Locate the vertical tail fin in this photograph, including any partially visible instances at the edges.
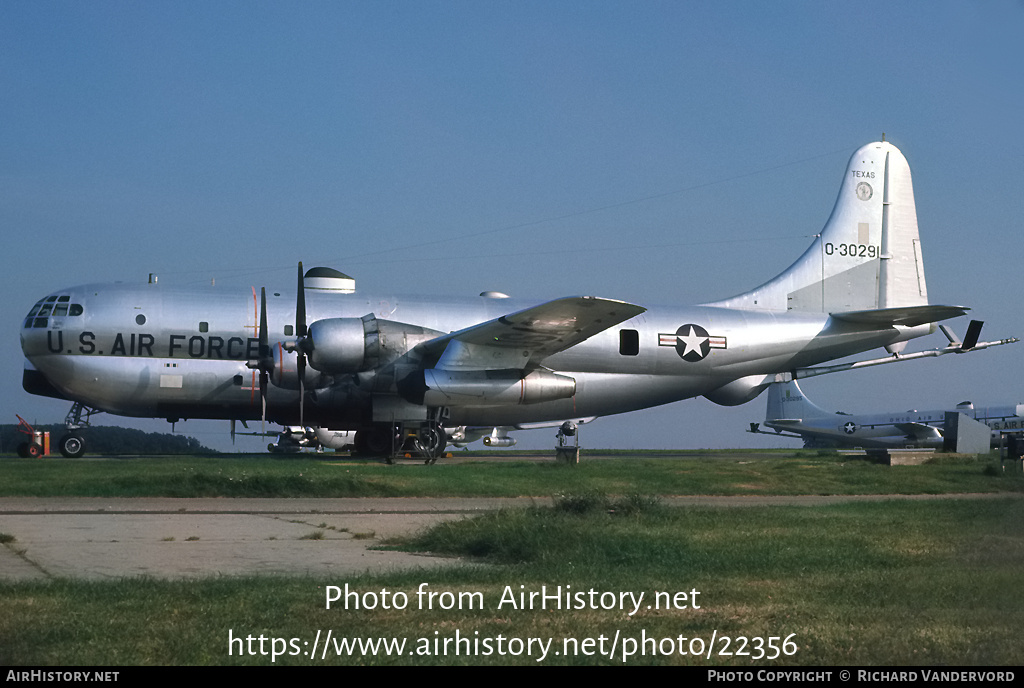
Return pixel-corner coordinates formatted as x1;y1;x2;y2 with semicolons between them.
765;378;832;422
707;141;929;313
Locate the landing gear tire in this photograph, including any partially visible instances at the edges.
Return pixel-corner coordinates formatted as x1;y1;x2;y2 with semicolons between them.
415;424;447;464
356;425;403;463
59;434;86;458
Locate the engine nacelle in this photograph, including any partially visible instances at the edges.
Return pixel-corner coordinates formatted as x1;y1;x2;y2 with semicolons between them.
306;318;368;373
271;343;328;390
418;369;576;407
315;428;357;450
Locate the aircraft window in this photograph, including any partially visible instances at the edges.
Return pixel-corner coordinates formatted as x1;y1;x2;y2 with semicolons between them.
136;314;146;326
26;305;41;318
53;304;69;317
38;304;53;317
32;317;48;328
619;329;640;356
58;295;70;302
199;322;209;333
69;304;83;316
45;295;58;303
285;325;293;336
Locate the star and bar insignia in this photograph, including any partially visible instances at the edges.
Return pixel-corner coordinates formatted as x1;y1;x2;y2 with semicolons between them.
659;324;727;362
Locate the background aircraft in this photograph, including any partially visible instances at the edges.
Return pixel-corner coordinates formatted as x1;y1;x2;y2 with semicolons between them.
753;377;1024;450
21;141;980;458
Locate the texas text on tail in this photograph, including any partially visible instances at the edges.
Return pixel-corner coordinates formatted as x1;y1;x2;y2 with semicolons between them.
20;140;970;459
757;378;1024;450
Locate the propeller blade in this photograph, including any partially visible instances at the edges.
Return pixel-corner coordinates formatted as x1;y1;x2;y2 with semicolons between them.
298;353;305;428
260;369;268;434
259;287;269;353
296;262;307;427
259;287;270;433
296;261;307;338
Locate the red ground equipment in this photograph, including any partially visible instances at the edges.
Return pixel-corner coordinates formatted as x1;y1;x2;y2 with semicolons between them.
15;415;49;457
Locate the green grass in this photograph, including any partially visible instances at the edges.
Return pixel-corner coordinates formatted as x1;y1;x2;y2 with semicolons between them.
1;497;1020;665
0;451;1021;497
2;451;1022;665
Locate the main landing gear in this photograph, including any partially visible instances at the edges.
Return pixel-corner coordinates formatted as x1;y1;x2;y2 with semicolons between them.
414;423;447;464
353;422;448;464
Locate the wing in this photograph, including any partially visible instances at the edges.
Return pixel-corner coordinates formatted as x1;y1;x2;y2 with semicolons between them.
423;296;646;371
892;422;943;441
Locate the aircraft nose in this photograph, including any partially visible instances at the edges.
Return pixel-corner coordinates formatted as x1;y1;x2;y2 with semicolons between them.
21;291;88;360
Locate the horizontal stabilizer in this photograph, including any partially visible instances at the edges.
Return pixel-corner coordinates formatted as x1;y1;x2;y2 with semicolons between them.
830;304;967;328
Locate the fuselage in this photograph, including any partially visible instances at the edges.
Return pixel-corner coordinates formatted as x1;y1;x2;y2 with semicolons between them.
20;142;962;441
21;279;929;430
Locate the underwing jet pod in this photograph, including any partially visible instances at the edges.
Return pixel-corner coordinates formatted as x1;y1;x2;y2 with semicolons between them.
20;140;975;459
754;378;1024;450
263;426;357;454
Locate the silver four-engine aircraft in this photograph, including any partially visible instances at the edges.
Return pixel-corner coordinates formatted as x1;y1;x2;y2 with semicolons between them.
754;378;1024;450
19;140;984;459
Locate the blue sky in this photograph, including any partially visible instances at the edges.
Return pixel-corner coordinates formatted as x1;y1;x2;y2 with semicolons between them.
3;1;1022;452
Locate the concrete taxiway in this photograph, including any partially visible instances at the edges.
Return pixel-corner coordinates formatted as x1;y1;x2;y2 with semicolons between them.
1;494;1016;581
0;497;540;581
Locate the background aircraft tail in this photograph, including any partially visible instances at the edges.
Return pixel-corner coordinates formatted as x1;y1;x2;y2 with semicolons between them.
707;140;929;313
765;378;833;422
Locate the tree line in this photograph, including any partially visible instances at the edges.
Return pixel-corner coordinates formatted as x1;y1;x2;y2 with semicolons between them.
0;424;216;455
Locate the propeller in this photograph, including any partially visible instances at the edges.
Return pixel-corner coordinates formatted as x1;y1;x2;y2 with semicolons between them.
245;287;273;432
295;261;308;427
248;262;312;428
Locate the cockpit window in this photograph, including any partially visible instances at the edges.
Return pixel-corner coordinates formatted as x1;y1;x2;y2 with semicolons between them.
23;295;84;329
